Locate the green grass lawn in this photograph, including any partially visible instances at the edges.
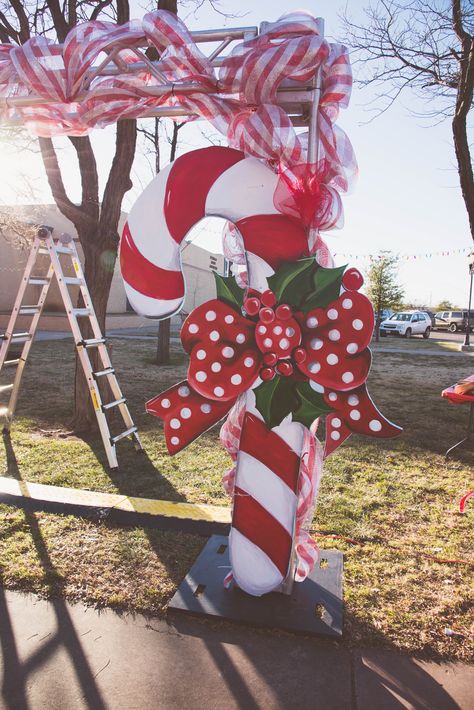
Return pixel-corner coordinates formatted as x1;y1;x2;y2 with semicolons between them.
0;337;473;660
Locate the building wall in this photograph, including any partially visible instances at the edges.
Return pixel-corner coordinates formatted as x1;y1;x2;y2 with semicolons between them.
0;204;225;316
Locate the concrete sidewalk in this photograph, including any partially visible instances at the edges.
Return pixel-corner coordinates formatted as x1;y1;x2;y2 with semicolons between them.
0;589;472;709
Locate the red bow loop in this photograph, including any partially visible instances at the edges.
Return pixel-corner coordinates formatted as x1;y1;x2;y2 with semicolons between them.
146;380;235;454
296;291;374;391
182;299;261;402
323;384;402;458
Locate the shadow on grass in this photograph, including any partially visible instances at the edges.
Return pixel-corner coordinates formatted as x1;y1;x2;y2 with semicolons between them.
76;426;189;503
1;428;203;590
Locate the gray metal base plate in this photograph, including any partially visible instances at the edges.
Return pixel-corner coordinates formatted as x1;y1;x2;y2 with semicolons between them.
168;534;343;637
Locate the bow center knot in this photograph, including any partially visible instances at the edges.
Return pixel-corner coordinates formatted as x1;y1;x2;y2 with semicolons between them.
242;290;302;382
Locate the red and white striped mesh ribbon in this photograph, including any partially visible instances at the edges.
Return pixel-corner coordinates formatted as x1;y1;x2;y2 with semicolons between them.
222;222;248;289
0;10;356;184
219;207;332;584
294;426;324;581
0;45;15;88
220;397;324;584
219;394;246;496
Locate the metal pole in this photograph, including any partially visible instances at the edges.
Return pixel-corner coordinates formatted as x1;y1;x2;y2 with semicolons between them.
306;18;324;256
279;17;324;597
462;253;474;351
463;269;473;347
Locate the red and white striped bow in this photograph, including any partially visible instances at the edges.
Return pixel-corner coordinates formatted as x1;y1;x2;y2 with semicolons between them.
0;10;356;192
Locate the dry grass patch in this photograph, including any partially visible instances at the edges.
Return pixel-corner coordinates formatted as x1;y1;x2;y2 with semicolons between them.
0;337;473;660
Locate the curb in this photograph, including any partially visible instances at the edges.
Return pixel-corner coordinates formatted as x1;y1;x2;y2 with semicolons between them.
0;476;231;536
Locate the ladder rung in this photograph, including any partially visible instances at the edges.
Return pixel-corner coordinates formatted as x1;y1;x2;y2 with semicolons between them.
4;359;20;367
0;384;14;394
29;277;49;285
5;332;31;340
72;308;91;317
93;367;115;379
39;245;74;255
19;307;40;315
63;277;82;285
81;338;106;348
110;426;137;445
102;397;126;411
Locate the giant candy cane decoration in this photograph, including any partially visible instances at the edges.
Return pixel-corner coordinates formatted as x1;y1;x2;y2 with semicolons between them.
120;146;402;596
0;4;400;596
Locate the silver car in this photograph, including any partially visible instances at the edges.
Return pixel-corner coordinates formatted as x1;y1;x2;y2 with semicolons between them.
380;311;431;338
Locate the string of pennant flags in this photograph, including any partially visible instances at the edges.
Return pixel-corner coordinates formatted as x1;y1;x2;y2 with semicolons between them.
1;247;473;273
333;247;473;262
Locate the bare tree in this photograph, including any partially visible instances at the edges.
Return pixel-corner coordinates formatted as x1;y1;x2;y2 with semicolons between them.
343;1;474;241
0;1;137;431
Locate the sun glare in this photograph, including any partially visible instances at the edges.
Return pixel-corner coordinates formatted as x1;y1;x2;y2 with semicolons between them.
0;142;47;205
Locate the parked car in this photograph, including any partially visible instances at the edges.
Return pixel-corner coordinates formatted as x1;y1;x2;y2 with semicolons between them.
423;310;436;328
379;311;431;338
374;308;393;323
434;310;474;333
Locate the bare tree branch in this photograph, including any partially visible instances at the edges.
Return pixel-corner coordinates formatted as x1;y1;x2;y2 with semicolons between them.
0;10;20;42
68;135;100;225
46;0;70;40
342;0;474;240
99;118;137;247
90;0;114;22
37;136;84;225
8;0;30;42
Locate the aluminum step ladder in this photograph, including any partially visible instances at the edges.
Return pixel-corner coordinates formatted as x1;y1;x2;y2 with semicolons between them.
0;226;143;469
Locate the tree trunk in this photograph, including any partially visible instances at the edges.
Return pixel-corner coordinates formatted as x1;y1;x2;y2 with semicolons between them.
155;121;182;365
375;274;383;343
157;0;177;12
452;41;474;241
156;320;171;365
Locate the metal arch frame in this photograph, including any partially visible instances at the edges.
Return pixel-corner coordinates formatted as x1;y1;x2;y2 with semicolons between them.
0;18;324;130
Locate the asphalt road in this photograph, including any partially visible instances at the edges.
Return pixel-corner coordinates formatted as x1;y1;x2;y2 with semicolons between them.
379;329;470;345
430;329;471;344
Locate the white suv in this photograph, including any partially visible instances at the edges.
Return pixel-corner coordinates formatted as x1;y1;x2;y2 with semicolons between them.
380;311;431;339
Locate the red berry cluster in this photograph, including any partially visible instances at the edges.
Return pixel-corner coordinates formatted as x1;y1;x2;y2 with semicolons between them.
243;289;305;382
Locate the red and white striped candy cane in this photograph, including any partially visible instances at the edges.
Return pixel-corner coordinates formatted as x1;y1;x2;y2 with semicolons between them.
119;145;310;318
119;146;312;595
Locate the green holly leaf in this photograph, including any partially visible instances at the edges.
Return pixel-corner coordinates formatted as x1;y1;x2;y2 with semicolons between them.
302;264;347;312
267;258;316;307
254;376;300;429
213;272;244;311
292;382;334;428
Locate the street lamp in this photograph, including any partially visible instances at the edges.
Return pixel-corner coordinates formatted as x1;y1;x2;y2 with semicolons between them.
461;252;474;351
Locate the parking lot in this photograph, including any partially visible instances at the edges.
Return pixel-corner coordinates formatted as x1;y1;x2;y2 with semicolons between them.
378;327;470;345
431;330;471;344
375;328;473;352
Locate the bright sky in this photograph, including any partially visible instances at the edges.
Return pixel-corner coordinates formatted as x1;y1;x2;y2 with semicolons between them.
1;0;473;308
